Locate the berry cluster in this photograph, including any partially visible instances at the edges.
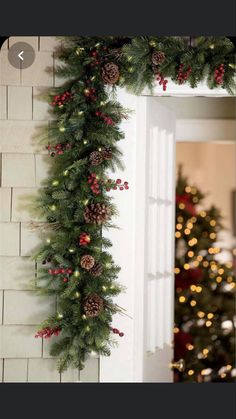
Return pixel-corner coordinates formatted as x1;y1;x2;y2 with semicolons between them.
88;173;101;195
214;64;225;84
111;327;124;337
48;267;73;283
84;88;97;102
106;178;129;192
51;91;72;108
89;49;101;67
79;232;91;246
46;143;71;157
95;110;114;126
156;71;168;91
35;326;61;339
177;64;192;84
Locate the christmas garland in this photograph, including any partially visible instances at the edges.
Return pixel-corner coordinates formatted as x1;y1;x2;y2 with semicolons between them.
33;37;236;373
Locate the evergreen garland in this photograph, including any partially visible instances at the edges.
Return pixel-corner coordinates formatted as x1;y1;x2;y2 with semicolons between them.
33;37;236;373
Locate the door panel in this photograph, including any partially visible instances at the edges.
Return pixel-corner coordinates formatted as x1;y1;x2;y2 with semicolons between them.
136;97;176;382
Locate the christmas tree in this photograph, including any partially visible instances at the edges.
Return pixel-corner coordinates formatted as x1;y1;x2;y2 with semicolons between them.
174;166;235;382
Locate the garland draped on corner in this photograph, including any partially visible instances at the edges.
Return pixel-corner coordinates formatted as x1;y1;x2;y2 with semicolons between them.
33;37;236;372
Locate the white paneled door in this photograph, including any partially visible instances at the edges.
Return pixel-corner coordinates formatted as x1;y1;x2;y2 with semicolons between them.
100;92;176;382
133;97;176;382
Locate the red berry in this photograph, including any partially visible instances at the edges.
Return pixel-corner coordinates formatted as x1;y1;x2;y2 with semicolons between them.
67;268;73;274
113;328;119;334
95;111;101;116
119;332;124;337
125;185;129;190
120;187;124;191
116;179;122;184
63;278;68;283
54;269;59;275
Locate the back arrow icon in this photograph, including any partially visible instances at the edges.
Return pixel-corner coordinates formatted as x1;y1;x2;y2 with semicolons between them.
18;50;24;61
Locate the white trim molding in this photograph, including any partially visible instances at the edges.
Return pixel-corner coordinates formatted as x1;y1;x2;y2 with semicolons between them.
176;119;236;143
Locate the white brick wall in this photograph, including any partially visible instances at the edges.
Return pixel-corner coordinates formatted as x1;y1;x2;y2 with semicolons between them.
4;359;28;382
0;36;99;383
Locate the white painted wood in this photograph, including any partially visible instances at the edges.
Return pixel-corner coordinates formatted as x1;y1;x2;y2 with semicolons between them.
176;119;236;142
143;79;233;97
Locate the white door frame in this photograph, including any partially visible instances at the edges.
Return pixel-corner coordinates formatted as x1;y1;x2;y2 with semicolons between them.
99;81;234;382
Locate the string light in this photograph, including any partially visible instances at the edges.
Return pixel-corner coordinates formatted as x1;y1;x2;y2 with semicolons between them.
187;222;193;229
190;285;196;291
184;228;191;235
50;205;56;211
75;292;80;298
216;276;222;283
201;368;212;376
57;313;63;319
185;186;191;193
191;217;197;223
210;233;216;239
226;262;232;269
82;314;87;320
193;261;200;267
179;296;186;303
176;223;182;230
175;232;181;238
52;180;59;186
186;343;194;350
218;268;224;275
174;327;179;334
197;255;203;262
207;313;214;319
188;251;194;257
196;286;202;293
78;110;84;116
174;267;180;274
192;197;198;203
202;348;209;356
191;187;197;195
46;238;51;244
69;248;75;253
197;311;205;318
227;276;233;283
206;320;212;327
177;216;184;223
59;126;65;132
83;140;88;145
210;220;216;226
188;238;198;246
74;270;80;277
190;300;197;307
203;261;209;267
179;203;185;209
102;286;107;291
184;263;190;270
63;170;69;176
200;211;206;218
188;370;194;376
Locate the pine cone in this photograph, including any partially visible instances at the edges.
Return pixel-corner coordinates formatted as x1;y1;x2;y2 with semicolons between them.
102;146;112;161
90;262;103;277
80;254;95;270
84;294;104;317
151;50;166;66
84;203;111;225
89;150;104;166
102;62;120;85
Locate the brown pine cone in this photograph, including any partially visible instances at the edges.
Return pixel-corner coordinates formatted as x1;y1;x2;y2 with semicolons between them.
102;146;112;161
102;62;120;85
90;262;103;277
89;150;104;166
80;254;95;270
84;203;111;225
84;293;104;317
151;50;166;66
